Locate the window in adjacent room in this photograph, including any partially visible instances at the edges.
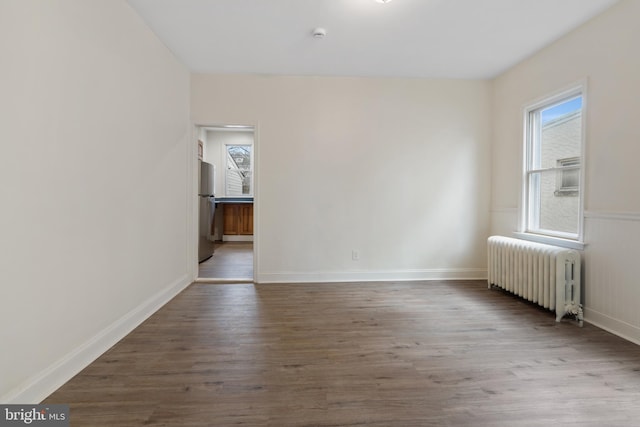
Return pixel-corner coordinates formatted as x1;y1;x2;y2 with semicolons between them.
522;84;585;242
225;144;253;196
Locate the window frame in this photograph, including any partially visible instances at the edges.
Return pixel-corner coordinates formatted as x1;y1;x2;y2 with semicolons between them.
519;81;587;248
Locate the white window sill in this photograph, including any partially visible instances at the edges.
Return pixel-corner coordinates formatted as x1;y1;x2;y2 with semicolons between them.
513;232;585;251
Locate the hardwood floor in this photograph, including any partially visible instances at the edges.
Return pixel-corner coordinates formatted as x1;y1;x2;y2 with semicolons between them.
46;281;640;426
198;242;253;280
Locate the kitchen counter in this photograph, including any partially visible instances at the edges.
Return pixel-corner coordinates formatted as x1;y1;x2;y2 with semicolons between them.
215;197;254;204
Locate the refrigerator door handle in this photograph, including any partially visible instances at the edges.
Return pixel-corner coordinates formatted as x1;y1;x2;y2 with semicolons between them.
208;197;216;240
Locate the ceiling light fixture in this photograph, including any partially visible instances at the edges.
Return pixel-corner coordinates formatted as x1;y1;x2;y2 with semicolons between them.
312;27;326;38
375;0;393;3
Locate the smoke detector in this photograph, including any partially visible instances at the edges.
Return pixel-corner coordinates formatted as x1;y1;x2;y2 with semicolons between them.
312;27;326;38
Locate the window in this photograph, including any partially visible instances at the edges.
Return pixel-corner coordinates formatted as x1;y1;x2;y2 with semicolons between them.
555;157;580;196
522;85;585;242
225;144;253;196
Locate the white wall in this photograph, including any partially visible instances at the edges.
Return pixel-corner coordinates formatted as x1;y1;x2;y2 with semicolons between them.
192;75;492;283
0;1;191;402
491;0;640;343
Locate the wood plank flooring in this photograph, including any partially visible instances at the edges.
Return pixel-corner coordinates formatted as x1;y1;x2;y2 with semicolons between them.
198;242;253;280
45;281;640;426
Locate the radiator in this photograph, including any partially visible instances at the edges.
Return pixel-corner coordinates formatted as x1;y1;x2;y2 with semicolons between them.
487;236;583;325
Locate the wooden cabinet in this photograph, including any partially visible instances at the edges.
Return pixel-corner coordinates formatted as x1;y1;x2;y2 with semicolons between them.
223;203;253;235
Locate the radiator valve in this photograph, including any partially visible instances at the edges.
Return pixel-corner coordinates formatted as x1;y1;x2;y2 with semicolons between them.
566;303;584;327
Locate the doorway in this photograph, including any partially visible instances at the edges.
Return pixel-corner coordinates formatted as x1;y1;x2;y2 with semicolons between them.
196;124;256;282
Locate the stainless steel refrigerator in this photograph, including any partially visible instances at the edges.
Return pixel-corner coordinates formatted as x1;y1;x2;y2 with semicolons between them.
198;161;216;262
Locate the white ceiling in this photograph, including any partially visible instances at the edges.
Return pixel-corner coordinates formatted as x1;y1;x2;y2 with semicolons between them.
127;0;619;79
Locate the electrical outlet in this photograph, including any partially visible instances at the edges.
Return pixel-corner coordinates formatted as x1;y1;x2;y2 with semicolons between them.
352;250;359;261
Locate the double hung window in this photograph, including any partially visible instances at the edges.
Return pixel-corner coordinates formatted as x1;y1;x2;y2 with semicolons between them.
225;144;253;196
522;84;585;243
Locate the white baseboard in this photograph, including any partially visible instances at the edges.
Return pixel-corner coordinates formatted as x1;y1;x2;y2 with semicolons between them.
1;274;192;404
584;308;640;346
257;268;487;284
